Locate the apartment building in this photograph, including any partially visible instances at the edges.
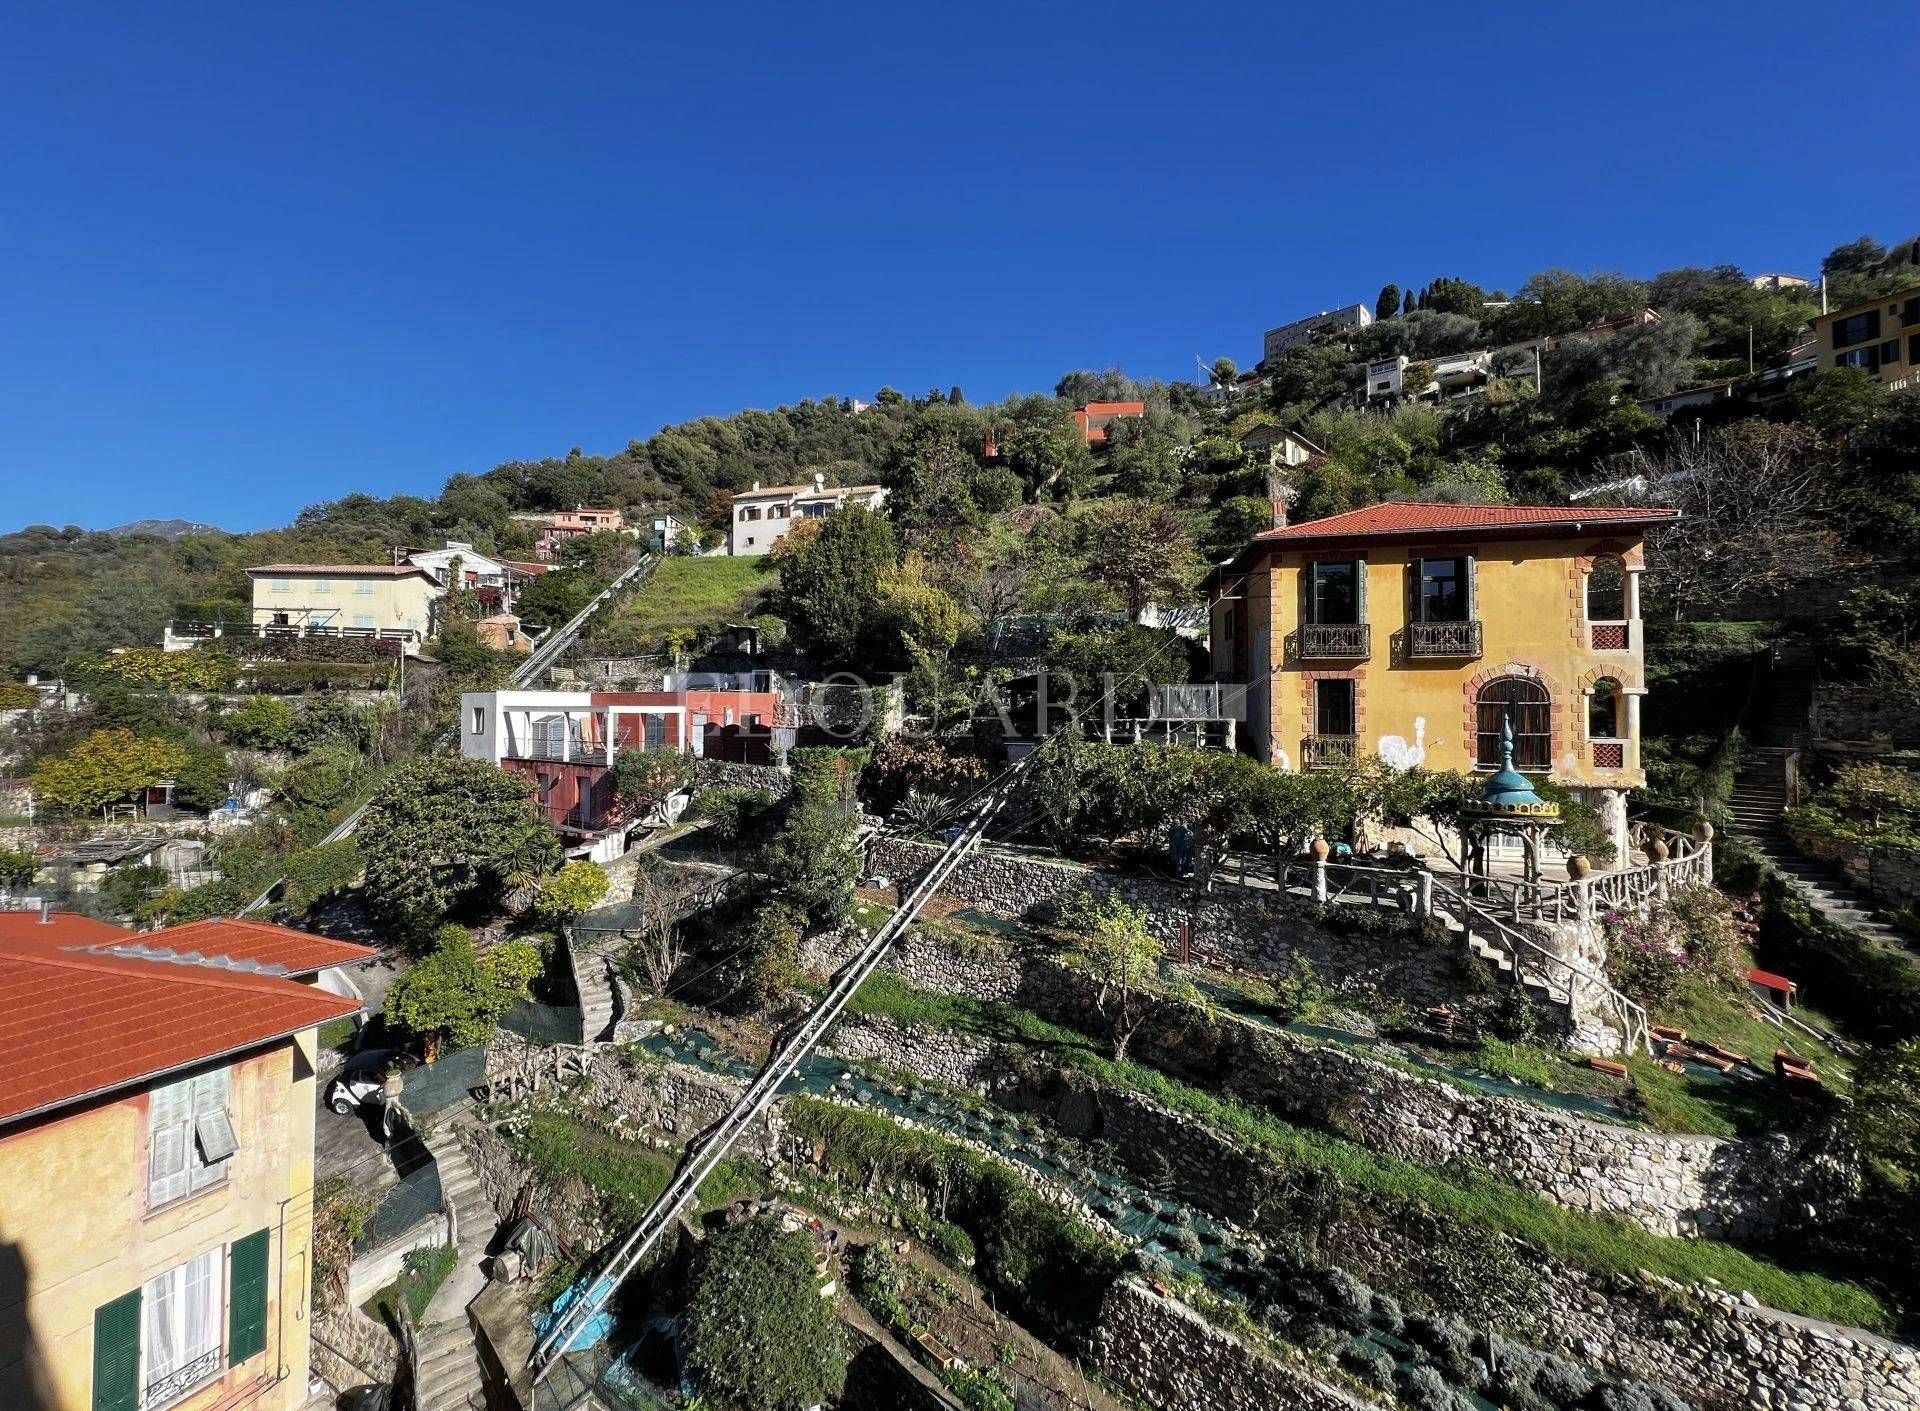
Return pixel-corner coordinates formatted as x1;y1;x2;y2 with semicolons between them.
510;507;628;562
1810;284;1920;390
1206;502;1679;856
243;565;442;646
0;910;372;1411
1262;303;1372;363
729;475;888;557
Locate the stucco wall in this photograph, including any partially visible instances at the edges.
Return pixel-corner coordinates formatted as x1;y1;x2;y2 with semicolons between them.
0;1036;319;1411
1249;534;1645;786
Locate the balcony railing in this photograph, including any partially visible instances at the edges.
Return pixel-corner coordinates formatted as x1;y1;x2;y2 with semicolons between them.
1303;734;1357;770
146;1347;222;1408
1407;620;1483;658
166;620;420;645
505;743;613;766
1297;622;1371;659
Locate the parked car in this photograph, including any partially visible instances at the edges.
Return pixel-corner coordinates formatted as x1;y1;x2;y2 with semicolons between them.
323;1048;415;1116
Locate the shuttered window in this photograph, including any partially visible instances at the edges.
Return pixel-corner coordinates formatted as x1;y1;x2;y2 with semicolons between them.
228;1229;270;1367
92;1289;142;1411
148;1068;233;1209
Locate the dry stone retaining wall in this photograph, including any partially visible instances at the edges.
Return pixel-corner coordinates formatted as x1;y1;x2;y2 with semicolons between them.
867;836;1463;1009
802;929;1853;1242
1089;1279;1377;1411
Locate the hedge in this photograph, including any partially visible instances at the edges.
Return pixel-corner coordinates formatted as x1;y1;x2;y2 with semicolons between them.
242;661;391;693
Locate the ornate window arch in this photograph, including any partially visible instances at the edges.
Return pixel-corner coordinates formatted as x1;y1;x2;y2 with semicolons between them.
1475;675;1551;770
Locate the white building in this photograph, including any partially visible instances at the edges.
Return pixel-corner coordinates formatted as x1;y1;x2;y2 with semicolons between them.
729;473;889;557
1364;350;1493;400
1263;303;1373;363
408;541;514;589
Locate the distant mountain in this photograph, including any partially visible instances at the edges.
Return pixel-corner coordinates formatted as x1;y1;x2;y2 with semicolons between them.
105;518;226;539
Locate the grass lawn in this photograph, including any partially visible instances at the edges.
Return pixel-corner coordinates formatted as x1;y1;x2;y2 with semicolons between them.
843;970;1890;1332
618;555;774;647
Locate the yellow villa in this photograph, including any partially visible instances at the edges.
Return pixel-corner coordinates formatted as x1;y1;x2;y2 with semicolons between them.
1207;501;1680;856
0;910;373;1411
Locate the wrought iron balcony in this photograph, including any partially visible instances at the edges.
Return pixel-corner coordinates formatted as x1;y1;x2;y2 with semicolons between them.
1304;734;1357;770
1297;622;1371;659
1407;619;1484;658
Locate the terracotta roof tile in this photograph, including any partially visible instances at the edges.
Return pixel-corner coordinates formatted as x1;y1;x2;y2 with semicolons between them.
1252;501;1678;543
0;913;371;1125
245;563;435;577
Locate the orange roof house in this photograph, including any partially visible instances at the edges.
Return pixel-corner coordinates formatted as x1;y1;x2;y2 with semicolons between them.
1070;400;1146;444
0;911;374;1411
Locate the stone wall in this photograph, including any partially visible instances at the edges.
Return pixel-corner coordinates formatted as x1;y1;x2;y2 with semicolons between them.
1789;825;1920;911
866;836;1464;1011
311;1303;399;1395
694;757;791;798
1089;1280;1376;1411
1812;682;1920;747
803;931;1854;1242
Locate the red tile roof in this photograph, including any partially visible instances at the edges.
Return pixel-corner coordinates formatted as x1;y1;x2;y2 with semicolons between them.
1252;501;1679;545
245;563;435;578
0;912;372;1126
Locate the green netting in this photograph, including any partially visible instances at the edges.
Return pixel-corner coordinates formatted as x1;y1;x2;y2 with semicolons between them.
356;1138;443;1252
503;997;586;1046
400;1046;486;1115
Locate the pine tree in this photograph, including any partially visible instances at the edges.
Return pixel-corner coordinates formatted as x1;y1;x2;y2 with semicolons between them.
1375;284;1401;322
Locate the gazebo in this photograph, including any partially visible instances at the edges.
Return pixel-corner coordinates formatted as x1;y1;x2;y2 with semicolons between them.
1462;715;1560;884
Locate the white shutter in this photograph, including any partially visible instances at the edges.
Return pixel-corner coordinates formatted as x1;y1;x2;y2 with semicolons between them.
148;1081;192;1207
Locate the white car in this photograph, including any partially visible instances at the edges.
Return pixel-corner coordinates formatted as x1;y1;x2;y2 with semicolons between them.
323;1050;412;1116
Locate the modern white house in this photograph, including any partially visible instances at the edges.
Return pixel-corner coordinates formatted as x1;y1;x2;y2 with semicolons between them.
729;474;888;557
1364;350;1493;400
407;541;515;589
1263;303;1373;363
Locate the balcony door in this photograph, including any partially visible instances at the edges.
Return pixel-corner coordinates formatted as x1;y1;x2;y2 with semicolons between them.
1307;562;1361;625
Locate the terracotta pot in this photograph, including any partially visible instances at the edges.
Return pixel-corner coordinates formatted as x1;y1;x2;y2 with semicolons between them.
1566;854;1592;880
1647;836;1670;861
1692;819;1715;843
1309;837;1332;861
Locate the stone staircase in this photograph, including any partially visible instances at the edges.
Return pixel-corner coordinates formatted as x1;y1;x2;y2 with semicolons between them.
1725;639;1911;951
414;1120;501;1411
1728;748;1909;949
574;944;618;1044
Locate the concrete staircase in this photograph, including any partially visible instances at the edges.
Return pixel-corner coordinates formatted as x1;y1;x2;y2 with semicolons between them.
415;1120;502;1411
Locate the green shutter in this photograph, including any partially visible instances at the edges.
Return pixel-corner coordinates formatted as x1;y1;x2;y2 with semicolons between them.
228;1229;270;1366
92;1288;141;1411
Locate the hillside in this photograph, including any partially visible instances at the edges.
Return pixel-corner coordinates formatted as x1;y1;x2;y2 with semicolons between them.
3;230;1918;681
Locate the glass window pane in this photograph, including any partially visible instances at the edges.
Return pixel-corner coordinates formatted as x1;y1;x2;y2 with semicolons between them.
1312;563;1358;624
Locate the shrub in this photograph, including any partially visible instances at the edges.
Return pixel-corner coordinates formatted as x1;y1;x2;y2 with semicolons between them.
164;878;247;922
283;840;363;908
383;927;542;1059
1405;1314;1483;1387
243;661;389;693
683;1217;847;1411
1270;954;1328;1024
224;694;295;749
536;861;610;921
1397;1363;1471;1411
863;736;988;814
1340;1341;1398;1392
70;647;237;692
944;1367;1015;1411
1604;885;1754;1009
0;682;37;710
688;785;774;844
611;747;695;819
0;848;36;889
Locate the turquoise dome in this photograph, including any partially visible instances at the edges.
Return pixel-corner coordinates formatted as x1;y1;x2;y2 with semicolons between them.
1464;716;1560;819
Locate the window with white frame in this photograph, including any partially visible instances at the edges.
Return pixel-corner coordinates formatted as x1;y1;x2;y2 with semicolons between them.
142;1247;223;1405
355;580;375;595
270;578;290;593
148;1068;234;1209
312;578;331;594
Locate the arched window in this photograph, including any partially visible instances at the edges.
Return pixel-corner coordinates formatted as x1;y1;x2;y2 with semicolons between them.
1588;679;1620;740
1476;676;1551;771
1586;556;1626;621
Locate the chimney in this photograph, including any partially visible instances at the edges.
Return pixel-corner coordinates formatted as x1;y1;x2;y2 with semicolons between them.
814;472;826;493
751;480;761;492
1271;499;1288;529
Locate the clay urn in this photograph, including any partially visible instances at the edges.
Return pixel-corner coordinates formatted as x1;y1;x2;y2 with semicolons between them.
1647;835;1670;862
1692;819;1715;844
1309;837;1332;861
1566;854;1593;880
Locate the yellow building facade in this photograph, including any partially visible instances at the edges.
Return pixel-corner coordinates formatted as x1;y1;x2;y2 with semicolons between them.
1208;503;1679;849
245;564;443;643
0;1044;320;1411
0;914;369;1411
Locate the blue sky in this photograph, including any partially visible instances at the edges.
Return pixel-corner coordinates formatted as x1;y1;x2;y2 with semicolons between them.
2;1;1914;532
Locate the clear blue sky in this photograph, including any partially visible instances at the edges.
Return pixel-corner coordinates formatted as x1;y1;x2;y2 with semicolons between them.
3;1;1914;532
